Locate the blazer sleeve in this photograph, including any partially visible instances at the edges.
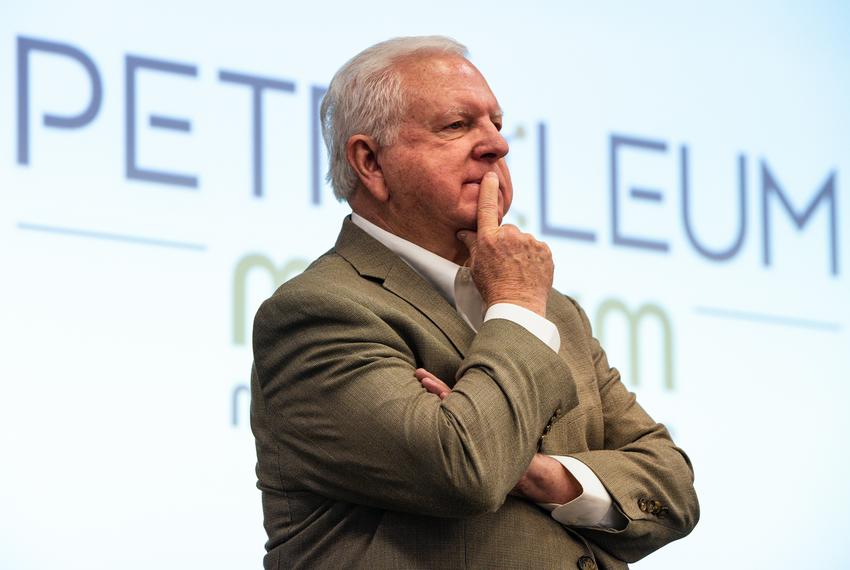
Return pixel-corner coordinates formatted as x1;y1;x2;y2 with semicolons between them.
251;283;579;518
566;298;700;562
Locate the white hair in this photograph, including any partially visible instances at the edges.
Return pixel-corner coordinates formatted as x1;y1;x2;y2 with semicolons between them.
320;36;468;201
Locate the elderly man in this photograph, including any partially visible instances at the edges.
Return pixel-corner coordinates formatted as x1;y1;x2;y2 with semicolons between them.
251;36;699;569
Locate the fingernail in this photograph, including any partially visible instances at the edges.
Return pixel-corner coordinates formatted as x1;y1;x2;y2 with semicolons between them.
485;172;497;180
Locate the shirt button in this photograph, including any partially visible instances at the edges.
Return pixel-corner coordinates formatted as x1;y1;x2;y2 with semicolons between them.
577;555;597;570
638;497;649;512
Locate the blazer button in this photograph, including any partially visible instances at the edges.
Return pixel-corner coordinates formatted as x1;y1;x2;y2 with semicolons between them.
650;500;663;514
577;555;597;570
638;497;649;512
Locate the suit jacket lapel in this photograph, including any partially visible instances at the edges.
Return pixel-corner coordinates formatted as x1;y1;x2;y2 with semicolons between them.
334;217;474;357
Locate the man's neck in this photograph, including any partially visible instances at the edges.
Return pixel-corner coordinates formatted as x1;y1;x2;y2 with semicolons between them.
351;209;469;265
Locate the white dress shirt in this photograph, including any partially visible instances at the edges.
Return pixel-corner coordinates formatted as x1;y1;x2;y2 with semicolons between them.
351;213;626;530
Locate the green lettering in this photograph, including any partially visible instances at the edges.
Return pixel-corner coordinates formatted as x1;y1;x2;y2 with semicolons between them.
595;299;674;390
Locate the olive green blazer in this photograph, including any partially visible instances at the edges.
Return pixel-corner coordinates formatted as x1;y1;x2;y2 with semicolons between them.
251;218;699;569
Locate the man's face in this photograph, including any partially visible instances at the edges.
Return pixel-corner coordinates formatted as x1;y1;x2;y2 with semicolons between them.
377;55;512;240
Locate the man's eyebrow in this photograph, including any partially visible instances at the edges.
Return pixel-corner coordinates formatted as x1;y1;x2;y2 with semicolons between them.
440;107;504;120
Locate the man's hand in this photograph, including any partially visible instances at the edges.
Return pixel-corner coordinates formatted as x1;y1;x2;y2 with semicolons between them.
457;171;554;317
415;368;583;505
511;453;583;505
416;368;452;400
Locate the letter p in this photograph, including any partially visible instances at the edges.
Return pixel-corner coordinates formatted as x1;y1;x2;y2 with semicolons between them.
17;36;102;164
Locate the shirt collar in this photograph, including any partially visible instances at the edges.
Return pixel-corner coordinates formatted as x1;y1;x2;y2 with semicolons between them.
350;213;461;307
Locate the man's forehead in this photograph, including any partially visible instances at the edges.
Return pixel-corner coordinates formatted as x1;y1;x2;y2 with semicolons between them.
397;54;501;113
395;53;489;95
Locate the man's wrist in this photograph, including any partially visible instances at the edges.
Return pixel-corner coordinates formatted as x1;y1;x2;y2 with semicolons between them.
487;297;546;317
513;454;582;504
483;303;561;353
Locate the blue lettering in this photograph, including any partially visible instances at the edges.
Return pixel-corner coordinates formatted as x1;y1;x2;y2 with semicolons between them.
310;85;328;205
610;134;669;252
17;36;102;165
125;55;198;188
761;161;839;275
681;146;747;260
219;70;296;198
537;122;596;242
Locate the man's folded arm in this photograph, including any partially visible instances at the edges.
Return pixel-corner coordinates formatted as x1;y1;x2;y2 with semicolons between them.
564;299;701;563
251;285;578;518
483;304;628;530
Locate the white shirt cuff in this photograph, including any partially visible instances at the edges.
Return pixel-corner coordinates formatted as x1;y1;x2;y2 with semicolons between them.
484;303;561;353
539;455;628;531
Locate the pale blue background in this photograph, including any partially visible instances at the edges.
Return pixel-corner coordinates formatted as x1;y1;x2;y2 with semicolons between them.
2;1;849;568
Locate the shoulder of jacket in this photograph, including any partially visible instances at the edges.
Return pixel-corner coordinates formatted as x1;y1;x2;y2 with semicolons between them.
548;290;591;334
264;249;381;308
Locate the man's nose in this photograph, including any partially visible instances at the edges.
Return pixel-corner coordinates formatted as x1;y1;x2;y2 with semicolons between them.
472;122;509;162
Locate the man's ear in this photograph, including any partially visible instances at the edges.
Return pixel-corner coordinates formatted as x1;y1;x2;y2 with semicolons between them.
346;134;389;202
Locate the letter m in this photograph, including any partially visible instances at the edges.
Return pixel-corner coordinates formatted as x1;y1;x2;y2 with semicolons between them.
595;299;674;391
761;161;839;275
232;254;308;345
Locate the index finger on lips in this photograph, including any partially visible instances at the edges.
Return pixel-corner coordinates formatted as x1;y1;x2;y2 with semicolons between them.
477;171;500;232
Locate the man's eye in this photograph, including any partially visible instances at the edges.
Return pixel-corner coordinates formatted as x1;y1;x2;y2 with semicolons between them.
446;121;464;130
